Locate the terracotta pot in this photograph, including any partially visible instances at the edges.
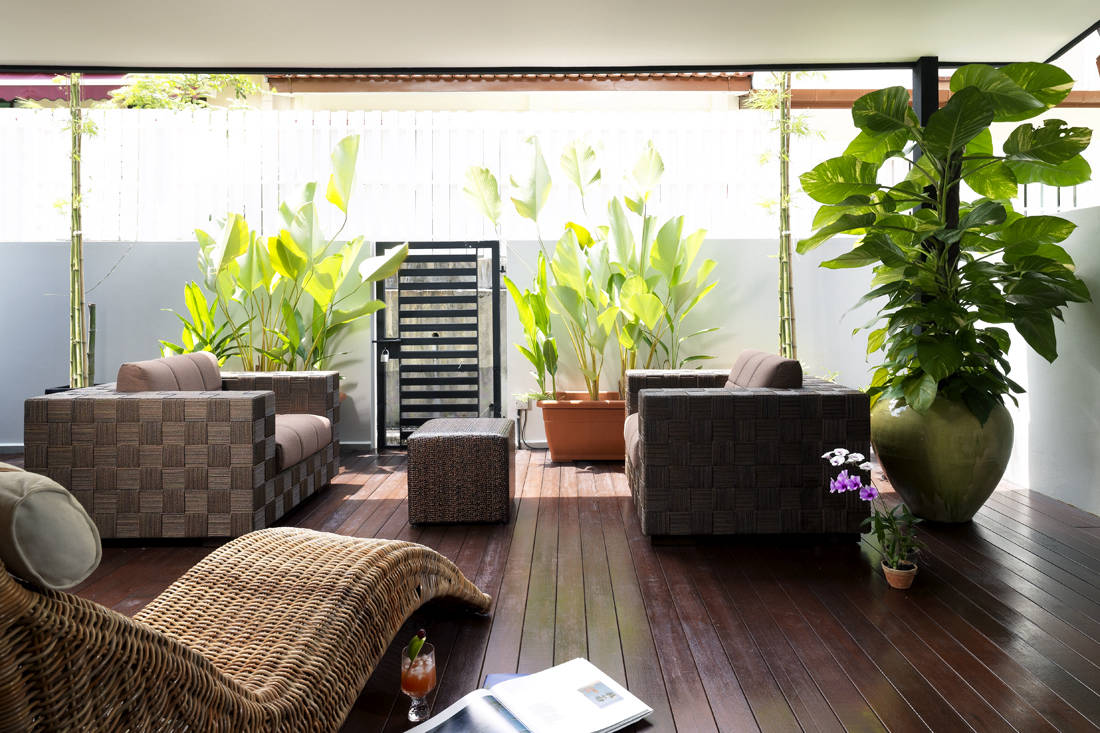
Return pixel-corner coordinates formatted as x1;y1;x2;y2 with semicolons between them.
881;560;917;590
537;391;626;461
871;396;1013;523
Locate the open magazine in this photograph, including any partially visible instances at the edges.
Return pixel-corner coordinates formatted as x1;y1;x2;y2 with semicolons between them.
408;658;652;733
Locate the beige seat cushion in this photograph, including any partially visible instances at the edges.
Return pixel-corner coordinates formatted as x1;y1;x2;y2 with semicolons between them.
275;414;334;471
726;349;803;389
624;412;641;469
116;352;222;392
0;467;101;590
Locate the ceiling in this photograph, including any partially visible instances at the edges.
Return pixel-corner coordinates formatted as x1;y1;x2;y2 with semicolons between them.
0;1;1095;71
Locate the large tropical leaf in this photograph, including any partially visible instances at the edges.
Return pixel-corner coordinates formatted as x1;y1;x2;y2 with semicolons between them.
796;212;875;253
851;87;915;135
561;141;601;198
1012;309;1057;362
632;141;664;196
1000;63;1075;112
903;372;938;412
650;216;685;281
922;87;994;159
325;135;360;214
1004;119;1091;164
269;231;308;281
304;253;343;309
800;156;881;204
607;198;636;268
510;137;552;222
1006;154;1091;186
962;130;1018;200
949;64;1045;122
358;243;409;283
844;128;910;164
463;167;502;227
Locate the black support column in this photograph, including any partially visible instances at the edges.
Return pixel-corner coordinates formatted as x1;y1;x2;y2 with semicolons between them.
912;55;939;125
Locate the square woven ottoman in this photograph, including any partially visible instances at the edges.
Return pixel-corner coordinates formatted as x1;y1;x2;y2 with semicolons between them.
407;417;516;524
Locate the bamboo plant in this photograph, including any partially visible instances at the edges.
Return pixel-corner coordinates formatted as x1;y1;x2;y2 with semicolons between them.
68;73;89;388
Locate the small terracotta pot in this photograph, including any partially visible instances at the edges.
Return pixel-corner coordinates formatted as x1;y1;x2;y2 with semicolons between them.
881;560;917;589
537;391;626;462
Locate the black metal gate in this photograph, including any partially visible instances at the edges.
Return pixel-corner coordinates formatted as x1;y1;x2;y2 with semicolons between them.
374;241;502;449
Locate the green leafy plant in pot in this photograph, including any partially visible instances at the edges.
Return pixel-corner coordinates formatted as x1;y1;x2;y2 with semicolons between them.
798;62;1092;522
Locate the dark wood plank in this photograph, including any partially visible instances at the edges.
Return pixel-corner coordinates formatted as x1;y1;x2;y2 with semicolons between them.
613;472;719;733
576;466;626;686
517;459;559;673
1001;489;1100;528
594;467;675;732
554;464;587;665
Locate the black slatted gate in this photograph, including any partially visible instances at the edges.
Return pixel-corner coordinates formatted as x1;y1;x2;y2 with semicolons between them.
374;241;502;449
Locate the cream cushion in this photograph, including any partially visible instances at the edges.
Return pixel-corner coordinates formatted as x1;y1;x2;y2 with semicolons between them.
275;414;334;470
116;351;222;392
0;468;101;590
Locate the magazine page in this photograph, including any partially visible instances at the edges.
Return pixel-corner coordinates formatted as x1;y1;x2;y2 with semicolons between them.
490;658;652;733
407;689;533;733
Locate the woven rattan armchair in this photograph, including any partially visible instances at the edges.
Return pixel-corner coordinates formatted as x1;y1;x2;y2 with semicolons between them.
625;368;870;536
23;370;340;539
0;527;491;731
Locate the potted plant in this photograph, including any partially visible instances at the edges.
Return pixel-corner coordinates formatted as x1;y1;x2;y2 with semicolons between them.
466;140;718;461
823;449;922;589
798;62;1092;522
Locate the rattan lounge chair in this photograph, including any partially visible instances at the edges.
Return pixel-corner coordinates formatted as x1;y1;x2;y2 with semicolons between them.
0;527;491;731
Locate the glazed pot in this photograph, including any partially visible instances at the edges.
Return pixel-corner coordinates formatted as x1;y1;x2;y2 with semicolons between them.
537;391;626;462
871;396;1013;523
882;560;917;590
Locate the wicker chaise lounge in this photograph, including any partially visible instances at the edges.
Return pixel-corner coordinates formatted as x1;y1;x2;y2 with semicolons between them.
0;527;491;731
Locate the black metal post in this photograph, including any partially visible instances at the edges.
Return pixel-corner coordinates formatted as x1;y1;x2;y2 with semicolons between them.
491;241;502;418
912;56;939;127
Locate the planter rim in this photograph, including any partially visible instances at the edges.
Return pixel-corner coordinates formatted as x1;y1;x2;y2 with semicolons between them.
538;390;624;408
881;559;917;572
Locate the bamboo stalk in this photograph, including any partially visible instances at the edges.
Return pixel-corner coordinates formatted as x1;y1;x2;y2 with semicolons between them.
69;73;88;389
777;72;798;360
86;302;96;385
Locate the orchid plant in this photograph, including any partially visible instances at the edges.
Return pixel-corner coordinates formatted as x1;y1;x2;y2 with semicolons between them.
823;448;922;570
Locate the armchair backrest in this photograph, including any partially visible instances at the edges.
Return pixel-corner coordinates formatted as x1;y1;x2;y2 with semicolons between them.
116;352;222;392
726;349;802;389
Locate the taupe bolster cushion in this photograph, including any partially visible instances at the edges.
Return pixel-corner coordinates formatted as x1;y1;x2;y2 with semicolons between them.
275;414;334;471
727;349;803;388
0;467;101;590
117;351;222;392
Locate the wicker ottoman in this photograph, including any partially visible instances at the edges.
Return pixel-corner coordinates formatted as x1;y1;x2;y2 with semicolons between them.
407;418;515;524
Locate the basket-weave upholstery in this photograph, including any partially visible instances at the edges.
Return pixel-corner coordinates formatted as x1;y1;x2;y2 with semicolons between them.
23;371;340;539
626;369;870;535
0;527;491;731
407;418;515;524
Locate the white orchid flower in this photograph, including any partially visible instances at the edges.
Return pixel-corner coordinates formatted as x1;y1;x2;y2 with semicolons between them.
829;455;845;466
846;452;865;463
834;448;849;457
859;461;873;472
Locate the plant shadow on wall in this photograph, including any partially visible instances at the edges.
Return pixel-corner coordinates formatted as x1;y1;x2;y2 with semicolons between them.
798;62;1093;522
465;139;720;461
160;135;408;371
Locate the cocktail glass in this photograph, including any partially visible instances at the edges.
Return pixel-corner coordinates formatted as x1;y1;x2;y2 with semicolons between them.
400;642;437;722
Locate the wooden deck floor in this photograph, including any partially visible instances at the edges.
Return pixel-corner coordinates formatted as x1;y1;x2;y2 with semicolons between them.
59;451;1100;731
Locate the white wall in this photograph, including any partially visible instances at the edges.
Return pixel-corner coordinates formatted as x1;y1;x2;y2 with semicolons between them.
0;241;376;448
1024;206;1100;515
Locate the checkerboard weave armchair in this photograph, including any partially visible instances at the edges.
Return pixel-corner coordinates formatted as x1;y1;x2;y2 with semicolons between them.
625;357;870;536
24;364;340;539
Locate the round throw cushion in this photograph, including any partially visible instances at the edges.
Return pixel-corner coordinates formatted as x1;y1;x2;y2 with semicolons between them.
0;468;101;590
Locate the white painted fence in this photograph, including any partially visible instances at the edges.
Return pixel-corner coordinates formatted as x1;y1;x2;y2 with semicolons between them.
0;107;1095;244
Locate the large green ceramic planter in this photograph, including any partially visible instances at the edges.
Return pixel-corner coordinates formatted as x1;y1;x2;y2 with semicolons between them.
870;396;1013;523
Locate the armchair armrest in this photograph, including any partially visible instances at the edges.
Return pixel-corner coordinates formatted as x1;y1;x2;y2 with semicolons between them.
23;386;276;537
221;371;340;424
625;369;728;415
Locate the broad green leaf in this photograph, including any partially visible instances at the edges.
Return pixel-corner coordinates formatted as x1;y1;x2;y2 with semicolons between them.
866;327;887;355
551;230;587;295
820;243;884;269
999;215;1076;245
565;221;595;249
358;243;409;283
504;276;535;334
269;231;308;281
632;141;664;196
851;87;915;135
549;284;585;326
560;141;601;197
796;212;875;253
962;129;1019;200
235;238;269;294
208;214;250;275
922;87;994;159
949;64;1045;122
331;300;384;325
959;200;1007;230
1004;119;1091;164
623;292;664;330
183;282;213;332
917;339;964;381
844;128;910;164
607;198;636;268
510;137;552;222
288;201;324;261
681;229;707;273
463;167;502;227
304;253;343;309
325;135;360;214
800;156;881;205
1000;62;1074;111
338;237;365;284
1006;154;1091;186
281;300;300;355
650;216;685;281
904;372;938;412
1012;310;1057;362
